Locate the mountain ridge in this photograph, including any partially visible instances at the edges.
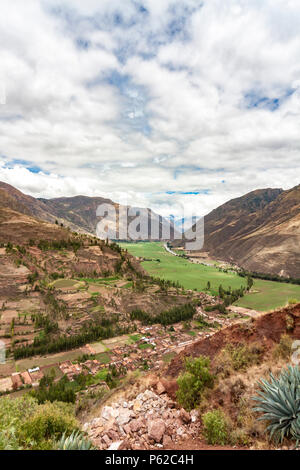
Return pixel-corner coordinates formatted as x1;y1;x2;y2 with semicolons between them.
184;185;300;278
0;182;179;240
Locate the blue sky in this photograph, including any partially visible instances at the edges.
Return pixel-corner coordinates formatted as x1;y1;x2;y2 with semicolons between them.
0;0;300;218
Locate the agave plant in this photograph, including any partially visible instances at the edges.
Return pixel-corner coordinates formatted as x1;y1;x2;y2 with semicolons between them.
56;431;94;450
253;365;300;446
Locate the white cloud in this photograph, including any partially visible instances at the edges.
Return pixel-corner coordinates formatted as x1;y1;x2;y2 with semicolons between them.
0;0;299;219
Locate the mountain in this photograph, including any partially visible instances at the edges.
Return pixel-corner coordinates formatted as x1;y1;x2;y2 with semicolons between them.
0;182;70;243
184;185;300;278
0;182;179;240
0;205;70;244
0;182;57;223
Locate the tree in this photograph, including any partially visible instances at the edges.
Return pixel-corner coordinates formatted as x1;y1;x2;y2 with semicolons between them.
247;276;254;291
176;356;214;411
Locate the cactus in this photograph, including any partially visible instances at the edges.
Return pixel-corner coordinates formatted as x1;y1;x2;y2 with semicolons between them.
253;365;300;445
56;431;94;450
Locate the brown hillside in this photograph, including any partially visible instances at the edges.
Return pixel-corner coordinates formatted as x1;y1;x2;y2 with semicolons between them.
165;303;300;379
0;181;57;224
185;185;300;277
0;206;69;244
39;195;115;235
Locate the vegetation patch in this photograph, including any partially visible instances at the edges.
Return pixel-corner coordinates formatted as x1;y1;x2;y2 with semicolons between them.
253;365;300;445
176;356;214;411
51;279;83;289
0;395;78;450
120;242;300;311
202;410;230;445
128;334;142;344
130;303;196;326
214;343;264;376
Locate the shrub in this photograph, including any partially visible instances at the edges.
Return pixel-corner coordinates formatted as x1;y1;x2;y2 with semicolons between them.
30;374;76;404
21;401;78;448
0;396;76;450
202;410;229;445
253;365;300;445
237;397;265;442
215;343;263;376
0;395;38;449
285;314;295;331
230;428;251;446
176;356;214;411
273;334;293;360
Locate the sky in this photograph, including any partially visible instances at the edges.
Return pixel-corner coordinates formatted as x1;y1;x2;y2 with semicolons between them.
0;0;300;220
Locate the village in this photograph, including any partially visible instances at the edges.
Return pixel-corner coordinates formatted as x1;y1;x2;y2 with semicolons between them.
0;307;247;394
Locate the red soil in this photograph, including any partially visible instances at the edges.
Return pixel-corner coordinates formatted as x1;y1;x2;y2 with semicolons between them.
165;304;300;379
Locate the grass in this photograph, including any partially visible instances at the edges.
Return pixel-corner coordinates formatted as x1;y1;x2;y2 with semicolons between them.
138;343;154;350
102;334;130;348
95;352;111;364
79;276;120;285
119;242;300;312
51;279;84;289
186;330;197;337
90;305;105;314
15;349;87;372
162;352;176;363
234;280;300;311
120;281;133;289
128;334;142;344
95;369;109;381
120;242;247;293
88;341;107;354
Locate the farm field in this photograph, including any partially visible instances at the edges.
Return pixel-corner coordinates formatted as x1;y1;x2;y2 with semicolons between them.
2;338;127;376
119;242;300;312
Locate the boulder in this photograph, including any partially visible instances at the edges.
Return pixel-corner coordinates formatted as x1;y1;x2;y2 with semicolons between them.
101;406;119;421
163;435;173;448
102;434;111;446
133;400;142;412
190;410;199;423
116;408;133;426
156;381;166;395
107;430;119;441
148;419;166;443
108;441;123;451
130;418;144;433
176;427;185;436
180;408;191;424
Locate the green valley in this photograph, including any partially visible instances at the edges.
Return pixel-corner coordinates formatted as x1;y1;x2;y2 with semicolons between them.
119;242;300;311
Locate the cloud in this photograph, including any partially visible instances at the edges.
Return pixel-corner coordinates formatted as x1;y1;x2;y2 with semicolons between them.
0;0;299;220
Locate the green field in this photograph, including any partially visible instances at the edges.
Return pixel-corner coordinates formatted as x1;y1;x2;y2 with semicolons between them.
120;242;300;312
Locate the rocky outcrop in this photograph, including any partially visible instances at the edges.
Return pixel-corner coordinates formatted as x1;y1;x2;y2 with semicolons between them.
82;389;200;450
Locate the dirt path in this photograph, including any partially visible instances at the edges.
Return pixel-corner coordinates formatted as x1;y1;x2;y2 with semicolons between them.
228;305;262;318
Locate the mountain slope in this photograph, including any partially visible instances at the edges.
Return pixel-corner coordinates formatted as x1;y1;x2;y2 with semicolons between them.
0;182;178;240
0;206;70;244
0;181;57;223
185;186;300;277
40;196;180;239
